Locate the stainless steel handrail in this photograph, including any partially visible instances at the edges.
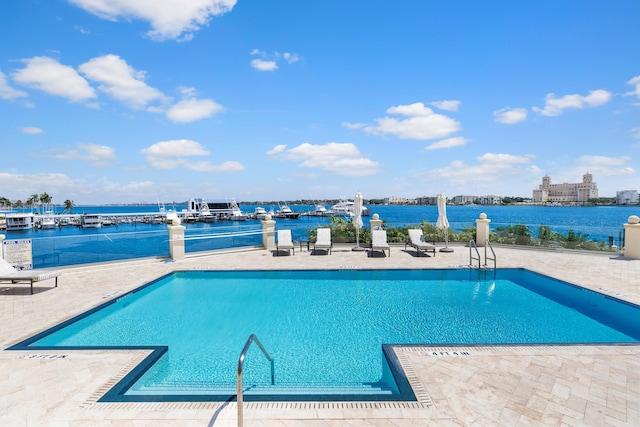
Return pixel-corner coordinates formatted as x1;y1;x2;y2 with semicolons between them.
485;240;497;269
237;334;274;427
469;240;481;269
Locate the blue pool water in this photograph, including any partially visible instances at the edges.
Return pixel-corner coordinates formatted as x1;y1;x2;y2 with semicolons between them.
12;269;640;402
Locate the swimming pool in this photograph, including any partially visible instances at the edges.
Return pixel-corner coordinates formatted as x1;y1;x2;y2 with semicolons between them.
9;268;640;402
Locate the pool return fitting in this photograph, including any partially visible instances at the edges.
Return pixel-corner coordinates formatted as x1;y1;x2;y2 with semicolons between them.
237;333;274;427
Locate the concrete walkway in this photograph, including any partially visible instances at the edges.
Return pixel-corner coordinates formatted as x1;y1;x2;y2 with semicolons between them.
1;243;638;426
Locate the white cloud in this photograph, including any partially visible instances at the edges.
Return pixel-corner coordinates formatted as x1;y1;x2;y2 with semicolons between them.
430;100;460;112
0;71;28;99
52;143;116;166
68;0;237;41
425;137;470;150
493;107;528;124
282;52;300;64
425;153;539;186
166;87;223;123
141;139;243;172
22;127;43;134
79;54;167;110
625;75;640;101
532;89;612;116
0;172;77;197
572;155;635;177
360;102;461;140
12;57;96;102
251;59;278;71
267;142;381;176
341;121;365;130
250;50;300;71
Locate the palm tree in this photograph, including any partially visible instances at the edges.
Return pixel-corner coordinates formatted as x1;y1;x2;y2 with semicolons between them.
27;193;39;210
0;196;11;208
40;192;52;206
63;199;74;213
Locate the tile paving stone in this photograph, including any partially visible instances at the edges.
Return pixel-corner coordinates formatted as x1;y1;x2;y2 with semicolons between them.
0;244;639;425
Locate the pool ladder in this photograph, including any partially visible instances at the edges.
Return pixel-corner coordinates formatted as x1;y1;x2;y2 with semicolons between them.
237;333;274;427
469;240;496;270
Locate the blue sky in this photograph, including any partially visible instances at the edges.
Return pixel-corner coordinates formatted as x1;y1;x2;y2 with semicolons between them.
1;0;639;205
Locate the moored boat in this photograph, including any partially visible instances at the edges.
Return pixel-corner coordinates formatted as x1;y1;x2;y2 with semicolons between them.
273;204;301;219
5;213;35;231
81;214;103;228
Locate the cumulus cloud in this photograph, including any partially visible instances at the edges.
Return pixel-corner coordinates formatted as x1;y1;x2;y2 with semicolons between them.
79;54;167;109
0;71;28;100
425;137;470;150
166;87;223;123
430;100;460;112
22;127;43;134
267;142;381;176
493;107;528;124
12;57;96;102
532;89;612;116
0;172;77;197
52;143;116;166
250;59;278;71
425;153;539;186
69;0;237;41
625;75;640;102
350;102;461;140
250;50;300;71
141;139;243;172
573;155;635;177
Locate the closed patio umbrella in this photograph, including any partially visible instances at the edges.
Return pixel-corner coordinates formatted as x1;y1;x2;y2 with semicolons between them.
437;193;453;252
352;191;365;251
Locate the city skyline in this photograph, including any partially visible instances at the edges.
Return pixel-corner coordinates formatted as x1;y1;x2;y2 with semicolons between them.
1;0;639;204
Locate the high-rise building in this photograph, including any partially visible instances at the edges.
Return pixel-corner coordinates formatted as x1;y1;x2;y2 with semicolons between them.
533;172;598;203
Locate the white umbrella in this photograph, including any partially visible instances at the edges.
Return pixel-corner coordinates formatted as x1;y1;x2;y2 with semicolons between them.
352;191;365;251
436;193;453;252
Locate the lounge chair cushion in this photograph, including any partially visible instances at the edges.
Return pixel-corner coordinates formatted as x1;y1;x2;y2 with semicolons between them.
313;228;332;254
276;229;294;256
407;229;436;257
0;258;61;294
370;229;390;257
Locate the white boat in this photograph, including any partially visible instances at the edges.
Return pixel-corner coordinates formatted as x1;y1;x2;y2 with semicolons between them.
308;204;329;216
273;204;301;219
5;213;34;231
253;206;270;220
326;200;370;217
228;200;248;221
40;211;56;229
81;214;103;228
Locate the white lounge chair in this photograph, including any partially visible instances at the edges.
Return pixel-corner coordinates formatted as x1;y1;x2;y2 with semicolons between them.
406;229;436;257
369;229;390;257
276;229;294;256
0;258;61;294
312;228;332;255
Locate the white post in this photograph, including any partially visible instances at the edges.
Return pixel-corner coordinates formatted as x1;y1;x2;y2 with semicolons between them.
168;218;185;261
262;215;276;250
623;215;640;260
369;213;383;230
475;213;491;247
0;234;4;259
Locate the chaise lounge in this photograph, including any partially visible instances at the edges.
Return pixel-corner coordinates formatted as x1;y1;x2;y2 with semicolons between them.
406;229;436;257
369;229;390;257
312;228;332;255
276;229;294;256
0;258;61;294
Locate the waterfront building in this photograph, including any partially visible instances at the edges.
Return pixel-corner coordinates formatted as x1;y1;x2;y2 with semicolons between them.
384;196;416;205
478;195;502;205
617;190;639;205
416;196;438;205
532;172;598;204
451;195;477;205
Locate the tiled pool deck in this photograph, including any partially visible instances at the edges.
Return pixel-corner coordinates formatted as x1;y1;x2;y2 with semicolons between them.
1;244;639;426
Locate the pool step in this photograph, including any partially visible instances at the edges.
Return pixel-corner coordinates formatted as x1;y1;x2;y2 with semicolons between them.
132;382;395;396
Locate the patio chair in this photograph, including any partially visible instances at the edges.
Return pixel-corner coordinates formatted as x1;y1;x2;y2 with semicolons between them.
406;229;436;257
0;258;61;294
276;229;294;256
312;227;332;255
369;229;390;257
